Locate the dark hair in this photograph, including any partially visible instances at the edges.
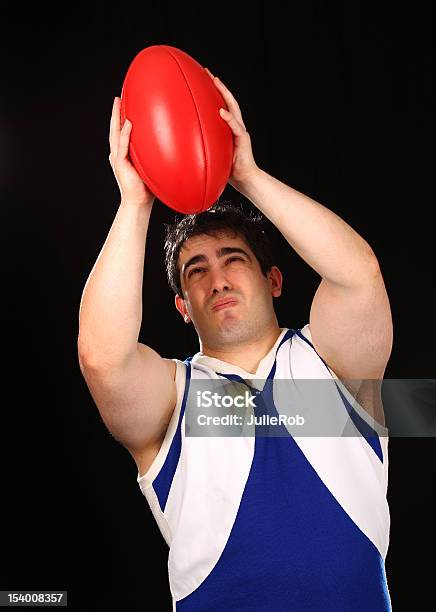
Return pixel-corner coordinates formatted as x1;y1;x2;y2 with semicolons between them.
164;200;275;295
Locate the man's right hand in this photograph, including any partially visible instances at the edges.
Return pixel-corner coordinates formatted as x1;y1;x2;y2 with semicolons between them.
109;96;155;207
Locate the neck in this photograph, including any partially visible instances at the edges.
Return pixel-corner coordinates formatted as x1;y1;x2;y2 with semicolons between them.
199;321;283;374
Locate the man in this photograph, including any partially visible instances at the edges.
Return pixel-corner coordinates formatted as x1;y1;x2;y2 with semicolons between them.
78;68;393;610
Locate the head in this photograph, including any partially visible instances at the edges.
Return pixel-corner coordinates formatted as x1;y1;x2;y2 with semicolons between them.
164;201;283;350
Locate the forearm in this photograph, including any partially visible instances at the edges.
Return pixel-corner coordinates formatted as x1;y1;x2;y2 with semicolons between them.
235;168;379;287
78;198;153;368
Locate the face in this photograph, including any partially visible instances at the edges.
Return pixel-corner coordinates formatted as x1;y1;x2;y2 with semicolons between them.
175;231;283;349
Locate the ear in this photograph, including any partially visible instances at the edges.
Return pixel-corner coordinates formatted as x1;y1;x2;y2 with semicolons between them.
267;266;283;298
175;294;191;323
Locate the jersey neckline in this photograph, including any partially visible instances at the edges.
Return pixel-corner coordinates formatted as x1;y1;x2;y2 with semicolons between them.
189;327;290;380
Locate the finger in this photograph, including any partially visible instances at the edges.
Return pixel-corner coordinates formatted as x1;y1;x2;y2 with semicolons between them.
205;68;246;128
109;97;121;155
220;108;246;137
117;118;132;159
213;77;246;128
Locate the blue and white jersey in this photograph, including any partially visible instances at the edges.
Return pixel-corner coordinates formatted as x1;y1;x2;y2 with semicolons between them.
137;326;391;611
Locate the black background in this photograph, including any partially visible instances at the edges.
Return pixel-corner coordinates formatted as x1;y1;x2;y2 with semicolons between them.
2;2;435;610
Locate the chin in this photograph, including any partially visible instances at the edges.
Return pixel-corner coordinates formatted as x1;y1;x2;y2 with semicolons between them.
216;318;258;344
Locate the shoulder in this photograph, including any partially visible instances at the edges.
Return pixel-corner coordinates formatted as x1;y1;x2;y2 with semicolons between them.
163;357;177;381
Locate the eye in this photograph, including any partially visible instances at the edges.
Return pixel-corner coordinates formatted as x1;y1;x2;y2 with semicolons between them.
227;256;244;264
188;267;206;277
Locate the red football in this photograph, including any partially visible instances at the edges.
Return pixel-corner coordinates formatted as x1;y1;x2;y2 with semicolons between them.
120;45;233;214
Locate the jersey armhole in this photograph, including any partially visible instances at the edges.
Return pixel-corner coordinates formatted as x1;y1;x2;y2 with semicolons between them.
137;359;186;490
300;324;389;448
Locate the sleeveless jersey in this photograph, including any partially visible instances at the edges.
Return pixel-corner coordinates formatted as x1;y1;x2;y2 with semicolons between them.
137;326;391;611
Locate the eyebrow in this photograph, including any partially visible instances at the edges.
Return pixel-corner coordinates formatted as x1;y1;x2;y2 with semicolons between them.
182;247;252;277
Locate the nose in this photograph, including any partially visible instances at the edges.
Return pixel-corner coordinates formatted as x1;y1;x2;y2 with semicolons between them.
209;265;232;294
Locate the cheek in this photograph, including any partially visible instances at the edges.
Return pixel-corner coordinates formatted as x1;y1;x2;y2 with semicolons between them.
249;277;270;301
184;290;204;314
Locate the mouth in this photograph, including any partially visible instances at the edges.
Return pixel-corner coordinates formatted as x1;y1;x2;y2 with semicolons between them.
211;299;238;311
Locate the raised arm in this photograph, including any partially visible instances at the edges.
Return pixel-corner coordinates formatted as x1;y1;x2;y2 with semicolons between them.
77;98;177;471
205;70;392;420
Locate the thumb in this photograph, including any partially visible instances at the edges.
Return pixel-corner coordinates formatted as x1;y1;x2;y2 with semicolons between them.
118;119;132;158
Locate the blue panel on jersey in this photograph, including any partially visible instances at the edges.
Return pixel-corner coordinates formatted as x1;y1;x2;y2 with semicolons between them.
153;362;191;512
335;384;384;461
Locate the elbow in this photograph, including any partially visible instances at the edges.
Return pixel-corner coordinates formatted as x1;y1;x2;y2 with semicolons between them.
361;241;379;268
77;337;98;373
77;335;134;373
359;247;382;283
77;335;107;373
365;244;382;274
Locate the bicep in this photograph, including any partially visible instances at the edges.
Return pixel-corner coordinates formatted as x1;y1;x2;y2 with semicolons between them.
80;343;177;452
309;270;393;379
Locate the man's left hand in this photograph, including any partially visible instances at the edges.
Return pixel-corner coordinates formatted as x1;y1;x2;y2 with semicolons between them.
204;67;260;189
